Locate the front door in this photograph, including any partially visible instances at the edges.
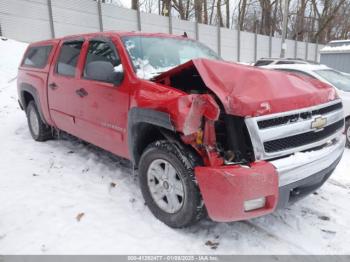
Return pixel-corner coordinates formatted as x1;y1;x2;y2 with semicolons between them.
48;39;84;136
74;38;130;158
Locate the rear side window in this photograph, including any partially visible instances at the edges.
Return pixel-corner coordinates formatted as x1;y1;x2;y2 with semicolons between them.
56;41;83;77
22;45;52;68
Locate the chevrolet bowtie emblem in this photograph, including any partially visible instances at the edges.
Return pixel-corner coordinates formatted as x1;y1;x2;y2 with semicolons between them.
311;117;327;130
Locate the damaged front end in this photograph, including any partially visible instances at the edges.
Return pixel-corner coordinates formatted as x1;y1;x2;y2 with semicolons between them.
142;58;343;222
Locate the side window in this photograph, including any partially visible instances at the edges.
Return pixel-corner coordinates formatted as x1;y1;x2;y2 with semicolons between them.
22;45;52;68
56;41;83;77
83;41;121;82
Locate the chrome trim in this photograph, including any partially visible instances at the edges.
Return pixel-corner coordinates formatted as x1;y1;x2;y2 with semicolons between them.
245;99;345;160
252;99;342;122
271;135;345;187
259;110;343;141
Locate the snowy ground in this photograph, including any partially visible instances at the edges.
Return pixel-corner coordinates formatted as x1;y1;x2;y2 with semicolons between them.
0;38;350;255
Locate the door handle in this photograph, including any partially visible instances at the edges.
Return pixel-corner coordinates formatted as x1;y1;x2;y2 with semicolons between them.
76;88;88;97
49;82;58;90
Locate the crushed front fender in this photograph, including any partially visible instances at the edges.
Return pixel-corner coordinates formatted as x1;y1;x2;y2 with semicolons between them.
135;86;220;135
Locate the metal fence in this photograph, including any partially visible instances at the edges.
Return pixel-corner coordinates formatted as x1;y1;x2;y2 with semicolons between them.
0;0;324;63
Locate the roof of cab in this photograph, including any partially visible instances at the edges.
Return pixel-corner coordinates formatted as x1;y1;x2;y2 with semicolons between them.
29;31;190;46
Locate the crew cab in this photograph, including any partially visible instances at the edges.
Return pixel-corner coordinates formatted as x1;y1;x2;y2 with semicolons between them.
17;32;346;228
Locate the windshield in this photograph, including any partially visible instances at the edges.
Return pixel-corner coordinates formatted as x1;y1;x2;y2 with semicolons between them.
315;69;350;92
122;36;220;79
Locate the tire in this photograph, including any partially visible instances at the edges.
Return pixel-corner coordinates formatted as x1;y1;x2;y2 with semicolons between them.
26;100;52;141
346;119;350;148
138;140;205;228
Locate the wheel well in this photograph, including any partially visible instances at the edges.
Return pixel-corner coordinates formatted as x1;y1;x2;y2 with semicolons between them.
19;85;48;126
133;123;166;166
22;91;35;109
346;115;350;122
127;107;203;167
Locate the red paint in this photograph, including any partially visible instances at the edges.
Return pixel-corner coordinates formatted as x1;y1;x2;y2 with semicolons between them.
17;32;337;222
195;161;279;222
17;39;60;127
136;89;220;136
155;59;337;117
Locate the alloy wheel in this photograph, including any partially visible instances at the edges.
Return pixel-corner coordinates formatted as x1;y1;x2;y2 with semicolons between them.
147;159;185;214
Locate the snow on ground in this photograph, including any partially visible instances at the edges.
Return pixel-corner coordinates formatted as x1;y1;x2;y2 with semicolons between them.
0;38;350;255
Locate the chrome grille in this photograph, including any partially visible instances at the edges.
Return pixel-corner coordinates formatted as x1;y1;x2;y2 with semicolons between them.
264;119;344;153
257;102;343;129
245;99;345;160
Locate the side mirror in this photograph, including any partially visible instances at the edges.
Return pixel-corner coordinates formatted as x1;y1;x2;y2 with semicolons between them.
85;61;124;85
113;64;124;86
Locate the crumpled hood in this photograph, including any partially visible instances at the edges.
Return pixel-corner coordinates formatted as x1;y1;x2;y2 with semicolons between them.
154;59;337;117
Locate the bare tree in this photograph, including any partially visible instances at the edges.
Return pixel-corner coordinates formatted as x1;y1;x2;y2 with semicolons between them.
131;0;139;10
225;0;230;27
311;0;347;43
122;0;350;44
161;0;171;16
209;0;216;24
238;0;247;30
194;0;204;23
203;0;209;24
217;0;224;26
296;0;308;40
257;0;278;35
173;0;186;19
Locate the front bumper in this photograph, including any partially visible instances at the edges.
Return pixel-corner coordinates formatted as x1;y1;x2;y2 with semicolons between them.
272;135;345;208
195;135;345;222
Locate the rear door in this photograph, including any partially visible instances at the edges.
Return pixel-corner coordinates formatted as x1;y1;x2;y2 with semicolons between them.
48;39;84;135
74;38;130;158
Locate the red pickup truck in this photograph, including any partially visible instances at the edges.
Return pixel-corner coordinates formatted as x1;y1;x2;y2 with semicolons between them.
17;32;345;228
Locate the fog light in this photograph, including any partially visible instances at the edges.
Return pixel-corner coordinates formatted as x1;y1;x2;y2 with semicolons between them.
244;197;266;212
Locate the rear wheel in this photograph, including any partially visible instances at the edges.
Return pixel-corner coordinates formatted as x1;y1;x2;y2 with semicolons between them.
346;119;350;148
138;140;204;228
26;101;52;141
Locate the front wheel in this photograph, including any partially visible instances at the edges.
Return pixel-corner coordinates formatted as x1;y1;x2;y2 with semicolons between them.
346;119;350;148
138;140;205;228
